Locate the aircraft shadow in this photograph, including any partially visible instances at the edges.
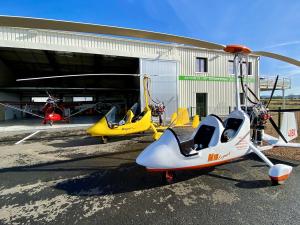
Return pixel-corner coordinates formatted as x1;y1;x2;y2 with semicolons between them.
53;164;213;196
207;173;272;189
248;153;299;167
48;134;152;148
48;136;102;148
0;149;142;173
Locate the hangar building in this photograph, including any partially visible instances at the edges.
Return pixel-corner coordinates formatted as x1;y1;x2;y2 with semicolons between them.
0;16;259;122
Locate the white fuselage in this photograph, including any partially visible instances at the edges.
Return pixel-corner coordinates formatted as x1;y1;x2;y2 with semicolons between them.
136;110;251;171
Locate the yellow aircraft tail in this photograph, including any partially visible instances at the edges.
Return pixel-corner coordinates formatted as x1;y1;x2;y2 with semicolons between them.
170;108;200;128
171;108;190;126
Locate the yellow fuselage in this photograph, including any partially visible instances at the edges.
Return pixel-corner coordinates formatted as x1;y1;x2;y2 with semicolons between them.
87;110;152;136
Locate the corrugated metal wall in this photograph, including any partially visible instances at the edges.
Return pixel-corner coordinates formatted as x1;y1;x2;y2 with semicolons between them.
177;48;258;115
0;27;176;59
0;26;259;116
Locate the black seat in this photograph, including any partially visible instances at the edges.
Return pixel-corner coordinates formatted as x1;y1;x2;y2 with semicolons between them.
193;125;216;149
221;118;243;142
178;125;215;157
131;111;146;123
224;118;243;130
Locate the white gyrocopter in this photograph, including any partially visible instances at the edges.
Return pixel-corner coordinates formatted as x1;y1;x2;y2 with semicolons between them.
137;45;300;185
2;16;299;184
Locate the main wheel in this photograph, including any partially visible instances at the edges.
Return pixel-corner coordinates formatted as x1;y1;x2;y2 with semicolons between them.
271;178;284;186
162;171;175;184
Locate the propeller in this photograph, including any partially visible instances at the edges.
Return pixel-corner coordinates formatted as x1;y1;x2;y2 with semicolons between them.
0;16;299;66
268;116;288;143
242;74;292;143
266;75;279;108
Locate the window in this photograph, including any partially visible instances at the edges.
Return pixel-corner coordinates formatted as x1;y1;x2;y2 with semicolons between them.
31;97;49;102
228;61;234;75
73;97;93;102
228;61;252;75
240;93;245;105
196;57;208;73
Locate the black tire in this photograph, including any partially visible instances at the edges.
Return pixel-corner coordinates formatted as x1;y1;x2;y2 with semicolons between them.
271;179;280;186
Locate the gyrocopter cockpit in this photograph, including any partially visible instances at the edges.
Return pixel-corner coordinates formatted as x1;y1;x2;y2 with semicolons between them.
105;103;141;128
167;111;247;157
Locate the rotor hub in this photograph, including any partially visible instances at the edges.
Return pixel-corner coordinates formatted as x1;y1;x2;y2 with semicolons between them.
224;45;251;54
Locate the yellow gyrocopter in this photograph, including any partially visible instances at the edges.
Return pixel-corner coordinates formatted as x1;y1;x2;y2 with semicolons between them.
87;75;200;143
87;76;164;143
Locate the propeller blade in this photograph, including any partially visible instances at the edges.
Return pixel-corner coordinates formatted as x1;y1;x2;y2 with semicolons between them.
269;108;300;112
268;117;288;143
0;16;225;50
252;51;300;67
46;91;51;98
266;75;279;108
246;86;260;102
17;73;140;81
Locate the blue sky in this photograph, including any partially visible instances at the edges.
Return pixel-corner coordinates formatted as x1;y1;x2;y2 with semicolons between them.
0;0;299;95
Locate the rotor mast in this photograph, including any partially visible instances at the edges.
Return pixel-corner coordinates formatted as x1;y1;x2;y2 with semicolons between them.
224;45;252;111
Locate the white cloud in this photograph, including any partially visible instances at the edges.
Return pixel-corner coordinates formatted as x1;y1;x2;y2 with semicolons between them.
265;41;300;49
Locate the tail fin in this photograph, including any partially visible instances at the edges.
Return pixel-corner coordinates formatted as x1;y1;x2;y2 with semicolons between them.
279;112;298;142
175;108;190;126
192;115;200;128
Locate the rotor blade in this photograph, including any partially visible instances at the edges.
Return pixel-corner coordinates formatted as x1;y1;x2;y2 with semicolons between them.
0;16;225;50
268;117;288;143
0;102;45;119
252;51;300;67
165;97;175;107
17;73;140;81
266;75;279;108
67;102;103;118
269;108;300;112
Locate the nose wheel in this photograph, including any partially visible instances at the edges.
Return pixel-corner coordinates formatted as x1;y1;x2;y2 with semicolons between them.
162;171;175;184
101;136;108;144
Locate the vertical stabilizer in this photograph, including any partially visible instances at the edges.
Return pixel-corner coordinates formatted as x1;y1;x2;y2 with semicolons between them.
279;112;298;142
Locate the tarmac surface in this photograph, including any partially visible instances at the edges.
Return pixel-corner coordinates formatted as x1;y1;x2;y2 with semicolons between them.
0;127;299;225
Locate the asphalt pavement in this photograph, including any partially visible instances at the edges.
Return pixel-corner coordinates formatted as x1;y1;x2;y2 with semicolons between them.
0;130;299;225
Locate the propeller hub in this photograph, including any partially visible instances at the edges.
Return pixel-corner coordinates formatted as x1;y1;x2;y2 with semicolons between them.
224;45;251;54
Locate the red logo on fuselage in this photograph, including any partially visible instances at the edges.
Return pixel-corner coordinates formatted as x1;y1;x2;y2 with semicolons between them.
288;129;297;137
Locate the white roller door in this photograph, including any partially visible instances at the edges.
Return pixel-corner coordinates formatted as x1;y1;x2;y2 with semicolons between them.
140;59;178;120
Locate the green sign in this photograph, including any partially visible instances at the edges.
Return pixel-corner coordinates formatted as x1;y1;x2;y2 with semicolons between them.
179;75;255;83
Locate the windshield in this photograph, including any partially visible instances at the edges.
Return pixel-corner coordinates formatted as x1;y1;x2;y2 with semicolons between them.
105;106;118;124
130;103;140;115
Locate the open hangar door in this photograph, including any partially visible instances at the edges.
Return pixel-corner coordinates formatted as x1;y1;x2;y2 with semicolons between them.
0;47;140;122
140;59;178;120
